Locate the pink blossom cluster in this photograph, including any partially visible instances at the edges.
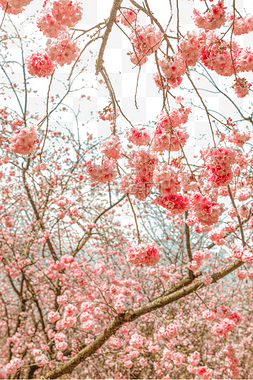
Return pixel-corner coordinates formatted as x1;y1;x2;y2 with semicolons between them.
200;146;236;187
196;367;213;379
100;135;122;160
6;0;33;7
125;127;151;146
203;309;216;321
223;344;240;379
233;246;253;265
211;318;236;338
227;128;251;147
48;310;60;323
188;249;210;273
192;0;226;30
37;12;67;38
129;24;162;66
153;72;174;91
151;107;190;152
25;51;56;77
191;192;224;226
6;357;23;374
129;333;146;348
153;164;181;195
46;32;80;66
9;124;37;155
10;115;24;131
98;106;120;121
129;148;156;181
165;323;178;338
0;0;32;14
208;227;226;244
227;13;253;35
154;193;190;215
199;31;241;77
158;54;186;88
107;337;123;349
232;77;252;98
86;158;117;183
118;8;137;27
126;243;161;267
188;351;200;366
178;31;201;67
51;0;83;27
121;174;151;200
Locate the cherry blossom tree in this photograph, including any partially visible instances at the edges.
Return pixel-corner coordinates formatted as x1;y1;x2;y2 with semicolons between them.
1;0;253;378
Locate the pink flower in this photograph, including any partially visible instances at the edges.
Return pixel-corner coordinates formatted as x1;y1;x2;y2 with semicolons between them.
173;352;185;365
179;31;200;67
48;311;60;323
188;351;200;366
37;12;68;38
6;358;23;374
232;77;252;98
197;366;213;379
129;333;146;348
100;135;122;160
86;158;117;183
126;243;161;267
26;52;56;77
125;127;151;146
51;0;83;27
202;275;213;286
203;309;216;321
35;354;48;367
56;341;68;351
166;323;178;338
153;165;181;195
130;24;162;57
237;269;247;280
192;0;226;30
54;332;66;342
154;193;190;215
241;247;253;265
46;32;80;66
9;124;37;155
118;8;137;26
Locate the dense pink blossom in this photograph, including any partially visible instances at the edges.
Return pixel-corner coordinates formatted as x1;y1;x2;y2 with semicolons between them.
37;12;67;38
227;13;253;35
126;243;161;267
121;174;151;200
86;158;117;183
51;0;83;27
46;32;80;66
228;128;251;147
9;124;37;155
100;135;122;160
118;8;137;26
125;127;151;146
193;0;226;30
191;192;224;225
232;77;252;98
200;146;236;187
179;31;200;66
26;52;56;77
199;30;242;76
130;24;162;57
153;165;181;195
154;193;190;215
129;148;156;181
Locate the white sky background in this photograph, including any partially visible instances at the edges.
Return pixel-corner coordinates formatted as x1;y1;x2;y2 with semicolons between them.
1;0;253;232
